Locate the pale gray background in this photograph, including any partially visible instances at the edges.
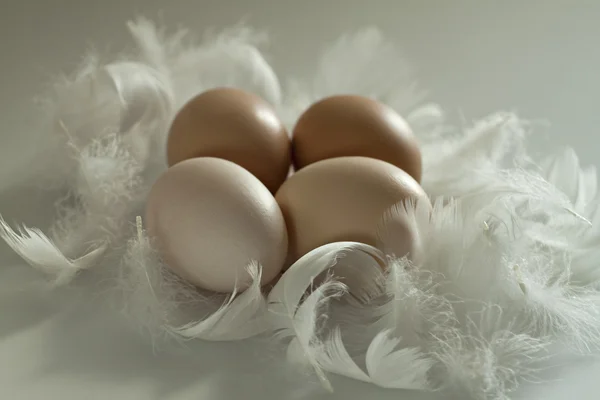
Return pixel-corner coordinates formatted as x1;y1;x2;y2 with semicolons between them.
1;1;599;399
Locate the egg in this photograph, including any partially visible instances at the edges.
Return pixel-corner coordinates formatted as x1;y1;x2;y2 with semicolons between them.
167;87;291;193
275;156;429;263
145;157;288;293
292;95;422;182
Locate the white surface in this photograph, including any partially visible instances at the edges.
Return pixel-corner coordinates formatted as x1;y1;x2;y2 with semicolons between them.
1;1;599;399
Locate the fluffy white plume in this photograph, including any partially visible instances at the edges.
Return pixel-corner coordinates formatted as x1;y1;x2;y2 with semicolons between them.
37;55;173;184
278;27;444;137
431;308;549;400
514;259;600;352
422;113;528;196
48;133;145;270
367;191;599;397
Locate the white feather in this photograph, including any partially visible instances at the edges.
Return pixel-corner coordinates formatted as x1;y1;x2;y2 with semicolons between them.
286;278;347;392
317;328;433;390
513;257;600;352
547;148;600;285
364;330;433;389
374;198;461;342
0;218;106;286
278;26;443;137
432;307;549;400
406;102;449;139
49;133;144;260
543;148;598;214
47;56;122;150
118;217;268;345
316;327;370;383
3;52;171;281
312;27;423;111
376;196;432;263
172;261;268;341
127;18;282;108
29;55;120;186
542;148;600;247
117;216;187;345
102;61;174;163
422;112;528;197
268;242;385;391
268;242;384;330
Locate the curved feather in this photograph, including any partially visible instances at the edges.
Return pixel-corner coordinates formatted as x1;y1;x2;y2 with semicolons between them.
0;218;106;286
172;261;268;341
118;218;267;344
544;147;598;214
317;328;433;390
365;330;433;389
268;242;385;391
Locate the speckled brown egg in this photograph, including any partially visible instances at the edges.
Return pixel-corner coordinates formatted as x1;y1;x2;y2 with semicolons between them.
292;95;422;182
145;157;288;293
275;156;429;264
167;87;291;193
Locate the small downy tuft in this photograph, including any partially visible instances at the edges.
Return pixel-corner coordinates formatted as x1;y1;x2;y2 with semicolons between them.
510;256;600;352
45;132;146;268
431;307;550;400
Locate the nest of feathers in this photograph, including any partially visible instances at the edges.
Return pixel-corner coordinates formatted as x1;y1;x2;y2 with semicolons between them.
2;18;600;400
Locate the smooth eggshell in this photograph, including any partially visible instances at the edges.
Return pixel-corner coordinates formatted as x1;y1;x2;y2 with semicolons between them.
145;157;288;293
292;95;422;182
275;156;429;264
167;87;291;193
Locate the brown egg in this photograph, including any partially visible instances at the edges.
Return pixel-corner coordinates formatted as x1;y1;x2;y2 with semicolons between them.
167;87;291;193
292;95;422;182
275;156;429;264
145;157;288;293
